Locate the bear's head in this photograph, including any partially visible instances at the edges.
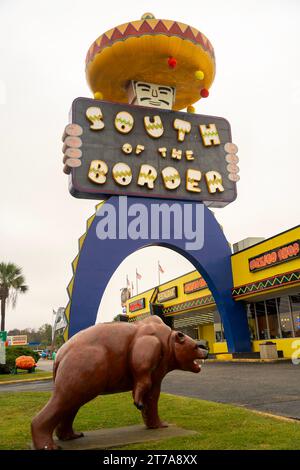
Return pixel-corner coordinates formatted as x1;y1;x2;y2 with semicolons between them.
172;331;208;373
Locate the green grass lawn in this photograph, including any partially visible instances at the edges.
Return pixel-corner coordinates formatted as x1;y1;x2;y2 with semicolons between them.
0;371;52;383
0;392;300;450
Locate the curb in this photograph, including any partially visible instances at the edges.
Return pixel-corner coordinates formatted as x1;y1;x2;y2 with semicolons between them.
206;358;290;364
246;408;300;424
0;376;52;386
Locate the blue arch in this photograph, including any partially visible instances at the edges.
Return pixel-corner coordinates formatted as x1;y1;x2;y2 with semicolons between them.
68;197;251;352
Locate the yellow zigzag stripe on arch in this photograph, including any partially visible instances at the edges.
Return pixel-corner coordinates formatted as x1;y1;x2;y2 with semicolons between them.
139;172;157;181
145;122;163;131
113;170;132;178
164;174;180;182
115;118;133;127
63;201;105;341
232;271;300;297
202;131;218;137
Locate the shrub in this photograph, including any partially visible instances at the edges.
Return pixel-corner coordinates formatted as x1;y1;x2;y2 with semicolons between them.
15;355;36;371
0;346;40;374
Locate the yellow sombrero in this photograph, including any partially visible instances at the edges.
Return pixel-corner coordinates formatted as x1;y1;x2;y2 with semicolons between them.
86;13;216;111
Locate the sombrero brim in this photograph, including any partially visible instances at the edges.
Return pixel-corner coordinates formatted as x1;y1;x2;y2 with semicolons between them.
86;18;216;110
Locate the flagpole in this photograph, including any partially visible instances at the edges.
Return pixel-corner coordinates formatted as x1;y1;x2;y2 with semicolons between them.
136;269;138;295
158;260;160;286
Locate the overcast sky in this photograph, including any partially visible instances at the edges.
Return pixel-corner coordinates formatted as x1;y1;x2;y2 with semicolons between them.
1;0;299;331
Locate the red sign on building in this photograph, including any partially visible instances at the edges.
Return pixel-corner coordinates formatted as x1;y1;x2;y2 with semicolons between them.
184;277;207;294
129;298;145;312
248;240;300;272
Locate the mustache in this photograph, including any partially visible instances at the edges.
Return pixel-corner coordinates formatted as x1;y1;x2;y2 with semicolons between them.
140;97;170;105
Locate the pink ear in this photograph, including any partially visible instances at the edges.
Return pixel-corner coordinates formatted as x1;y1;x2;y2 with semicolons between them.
175;331;185;343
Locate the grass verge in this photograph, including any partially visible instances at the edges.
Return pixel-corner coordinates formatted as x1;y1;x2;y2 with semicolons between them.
0;392;299;450
0;371;52;383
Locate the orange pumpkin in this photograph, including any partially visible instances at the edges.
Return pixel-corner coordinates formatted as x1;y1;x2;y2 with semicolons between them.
15;355;36;370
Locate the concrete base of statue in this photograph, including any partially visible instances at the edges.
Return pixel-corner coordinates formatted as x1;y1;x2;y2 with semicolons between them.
31;424;196;450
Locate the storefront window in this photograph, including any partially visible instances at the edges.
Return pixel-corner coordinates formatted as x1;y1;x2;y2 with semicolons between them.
276;296;294;338
265;298;281;339
255;301;269;340
290;294;300;337
214;310;225;342
246;303;258;340
179;325;199;339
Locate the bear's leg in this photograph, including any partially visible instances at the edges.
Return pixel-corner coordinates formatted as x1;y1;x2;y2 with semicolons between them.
142;384;168;429
55;407;84;441
131;335;161;410
132;373;152;410
31;395;67;450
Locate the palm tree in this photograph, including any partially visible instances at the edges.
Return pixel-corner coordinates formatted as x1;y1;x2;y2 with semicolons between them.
0;263;28;332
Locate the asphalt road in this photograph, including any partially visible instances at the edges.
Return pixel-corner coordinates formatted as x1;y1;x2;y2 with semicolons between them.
37;359;54;372
162;362;300;420
1;362;300;420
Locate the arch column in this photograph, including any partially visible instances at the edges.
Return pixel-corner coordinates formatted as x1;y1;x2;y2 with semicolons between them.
66;196;251;352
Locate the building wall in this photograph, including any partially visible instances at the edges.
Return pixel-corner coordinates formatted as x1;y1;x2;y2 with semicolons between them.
231;226;300;301
125;226;300;358
127;288;154;320
199;324;215;352
252;338;297;358
212;338;297;358
126;270;213;319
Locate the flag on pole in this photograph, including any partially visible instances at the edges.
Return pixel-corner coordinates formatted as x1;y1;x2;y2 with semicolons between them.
136;269;142;280
131;282;134;294
158;262;165;274
126;275;130;287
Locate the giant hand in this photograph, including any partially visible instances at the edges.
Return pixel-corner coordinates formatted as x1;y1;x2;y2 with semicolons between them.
62;124;83;174
224;142;240;182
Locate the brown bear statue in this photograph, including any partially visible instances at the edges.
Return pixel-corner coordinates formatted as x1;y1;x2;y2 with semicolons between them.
31;315;208;449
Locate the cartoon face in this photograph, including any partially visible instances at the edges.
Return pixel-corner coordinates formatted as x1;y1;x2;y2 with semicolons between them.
128;81;175;110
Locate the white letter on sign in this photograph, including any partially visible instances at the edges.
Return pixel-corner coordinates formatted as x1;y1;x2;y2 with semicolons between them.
115;111;134;134
186;169;202;193
173;119;191;142
86;107;105;131
88;160;108;184
112;163;132;186
199;124;220;146
144;116;164;138
137;164;157;189
161;167;181;190
205;171;224;193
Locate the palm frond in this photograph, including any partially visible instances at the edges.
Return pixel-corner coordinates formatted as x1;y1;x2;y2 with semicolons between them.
0;262;28;308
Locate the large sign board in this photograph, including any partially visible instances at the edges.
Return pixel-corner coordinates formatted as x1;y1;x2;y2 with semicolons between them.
129;298;145;313
54;307;68;332
66;98;239;207
0;331;7;342
249;240;300;272
0;331;6;365
121;288;131;307
7;335;28;346
157;286;178;303
184;277;207;294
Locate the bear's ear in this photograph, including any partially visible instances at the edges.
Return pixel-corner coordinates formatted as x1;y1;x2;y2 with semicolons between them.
175;331;185;344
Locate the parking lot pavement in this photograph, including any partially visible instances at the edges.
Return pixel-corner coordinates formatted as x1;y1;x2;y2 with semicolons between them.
162;362;300;420
1;362;299;420
37;360;54;372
